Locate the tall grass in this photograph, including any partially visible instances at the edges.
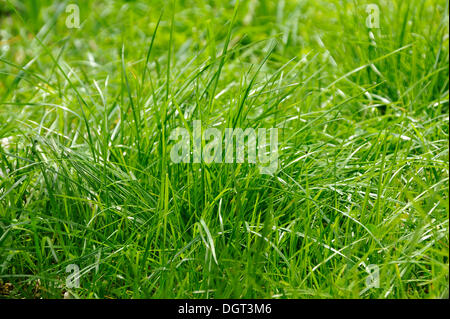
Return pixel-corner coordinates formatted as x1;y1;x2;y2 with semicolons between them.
0;0;448;298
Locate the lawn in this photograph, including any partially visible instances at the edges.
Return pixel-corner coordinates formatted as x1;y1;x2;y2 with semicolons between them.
0;0;448;299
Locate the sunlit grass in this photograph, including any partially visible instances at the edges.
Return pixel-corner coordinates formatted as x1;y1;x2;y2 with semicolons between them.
0;0;448;298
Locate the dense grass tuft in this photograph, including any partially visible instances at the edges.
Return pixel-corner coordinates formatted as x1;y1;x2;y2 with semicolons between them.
0;0;448;298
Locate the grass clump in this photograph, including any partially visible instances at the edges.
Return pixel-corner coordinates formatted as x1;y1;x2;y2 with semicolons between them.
0;0;448;298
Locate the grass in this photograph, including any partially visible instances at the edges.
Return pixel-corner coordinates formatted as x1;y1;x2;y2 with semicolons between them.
0;0;448;299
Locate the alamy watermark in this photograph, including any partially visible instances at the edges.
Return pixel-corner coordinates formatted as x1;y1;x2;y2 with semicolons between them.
169;121;278;175
359;263;380;296
365;4;380;29
65;4;80;29
365;264;380;289
65;263;80;288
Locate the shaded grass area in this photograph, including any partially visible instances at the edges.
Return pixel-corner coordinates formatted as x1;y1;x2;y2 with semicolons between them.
0;0;448;298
